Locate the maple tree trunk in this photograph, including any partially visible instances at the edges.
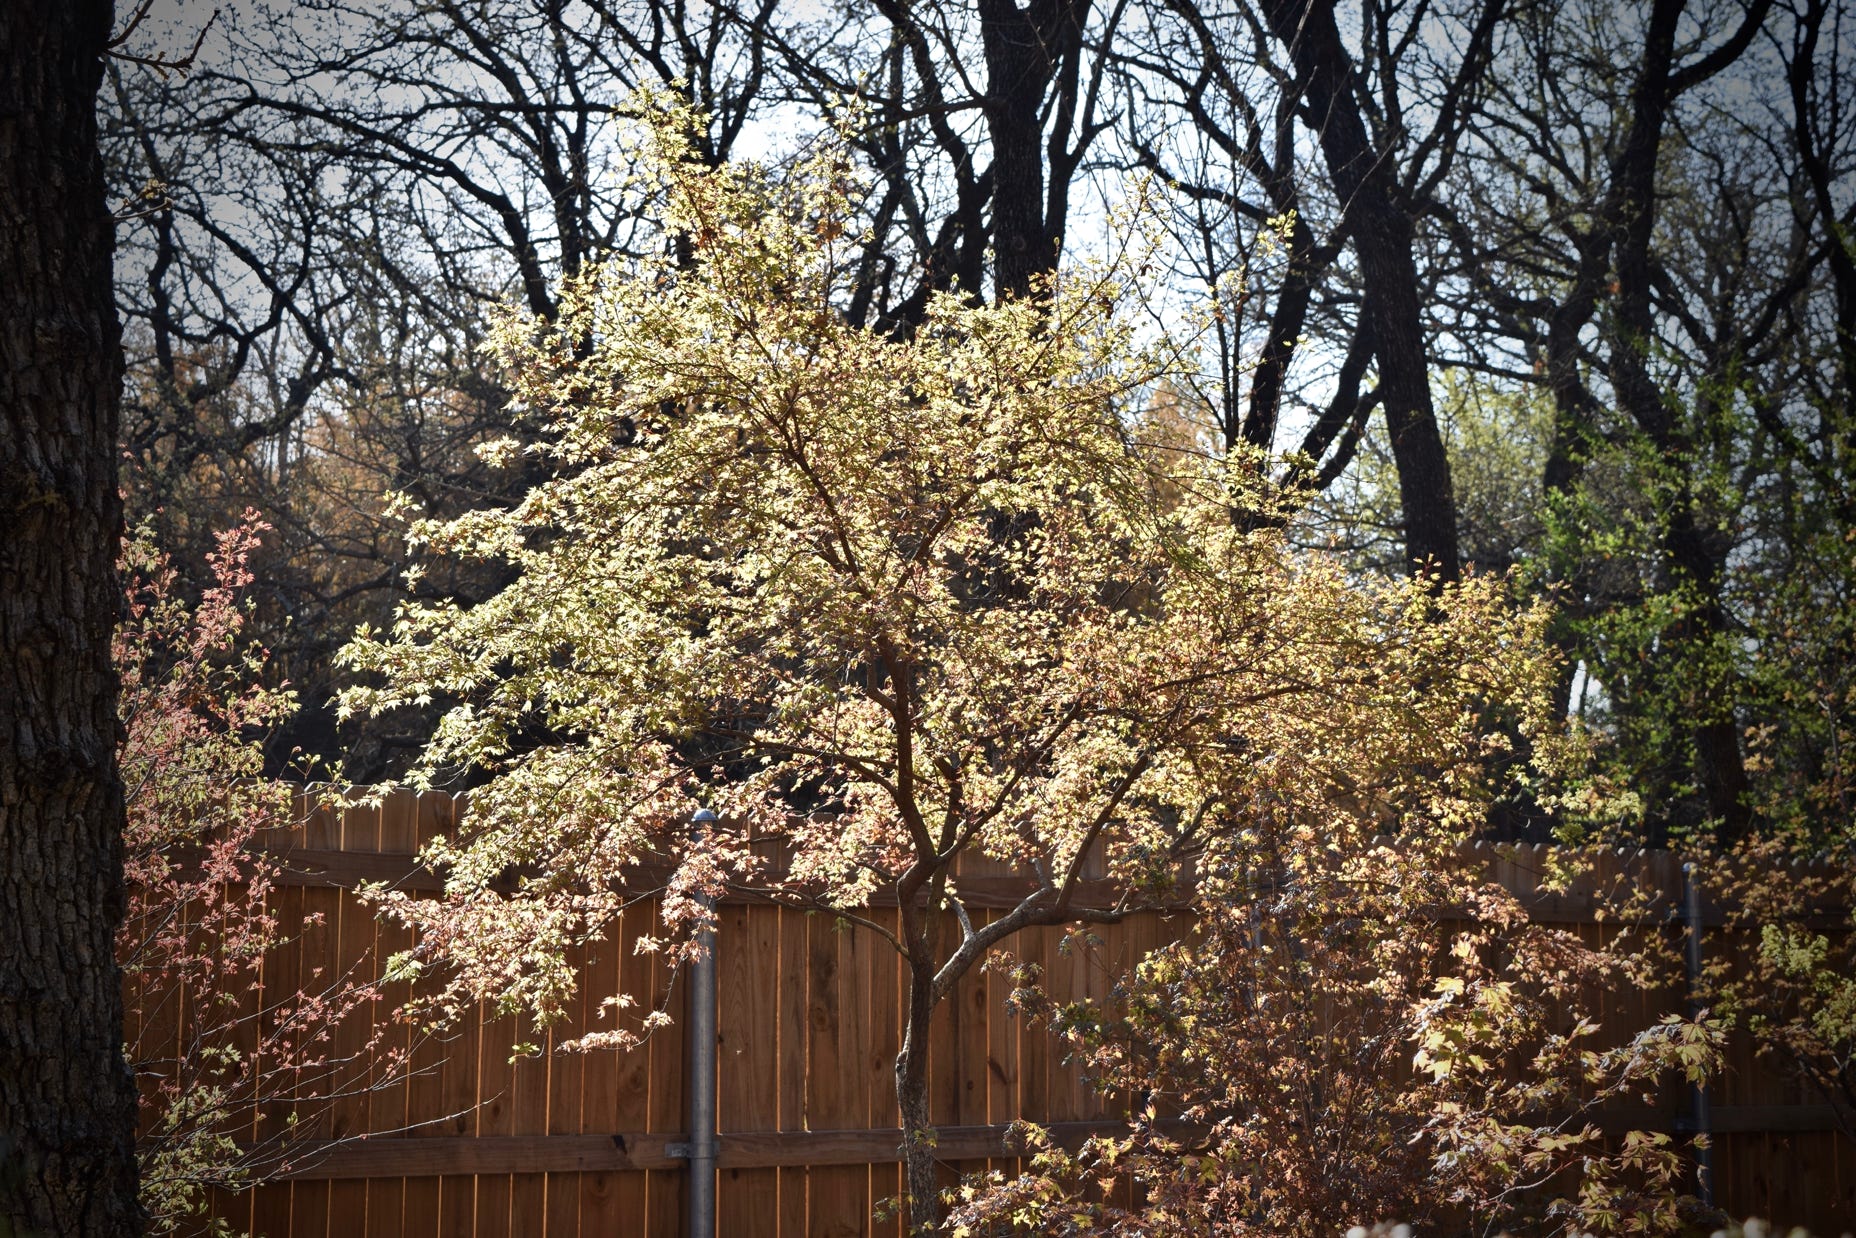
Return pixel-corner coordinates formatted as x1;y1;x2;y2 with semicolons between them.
0;3;144;1234
895;962;940;1235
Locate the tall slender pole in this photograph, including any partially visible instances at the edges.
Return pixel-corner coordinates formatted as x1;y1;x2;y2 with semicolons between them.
686;808;720;1238
1683;861;1714;1208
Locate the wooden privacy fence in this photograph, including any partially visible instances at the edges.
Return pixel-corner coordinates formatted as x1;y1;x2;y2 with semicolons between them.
160;790;1856;1237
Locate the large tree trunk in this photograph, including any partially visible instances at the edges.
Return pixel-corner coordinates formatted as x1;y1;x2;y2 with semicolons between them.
1260;0;1461;583
1597;0;1752;841
1531;1;1683;718
0;4;143;1235
979;0;1083;302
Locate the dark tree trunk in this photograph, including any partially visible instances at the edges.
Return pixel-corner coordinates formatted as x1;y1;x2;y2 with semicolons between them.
1260;0;1461;583
1243;212;1333;452
0;4;143;1235
1598;0;1753;841
1789;0;1856;524
1532;1;1684;717
895;962;940;1236
1602;0;1685;455
979;0;1077;302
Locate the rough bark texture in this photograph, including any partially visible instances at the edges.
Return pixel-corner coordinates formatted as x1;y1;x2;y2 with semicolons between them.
1261;0;1461;583
0;3;143;1235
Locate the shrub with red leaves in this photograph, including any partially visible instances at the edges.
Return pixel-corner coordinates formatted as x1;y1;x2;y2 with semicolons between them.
117;514;414;1233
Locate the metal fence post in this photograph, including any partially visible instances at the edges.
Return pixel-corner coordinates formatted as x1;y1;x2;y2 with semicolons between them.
1683;860;1714;1209
686;807;719;1238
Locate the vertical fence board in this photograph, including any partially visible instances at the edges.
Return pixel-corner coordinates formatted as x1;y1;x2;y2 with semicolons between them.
949;921;991;1205
806;911;861;1237
249;874;304;1238
366;788;418;1238
645;914;684;1238
576;921;624;1237
1016;924;1050;1154
776;907;809;1238
843;918;875;1235
926;911;958;1139
982;908;1021;1192
507;1010;551;1238
613;906;654;1233
401;791;451;1237
435;994;483;1238
544;945;587;1238
867;907;902;1238
718;903;780;1235
473;997;517;1238
287;795;341;1238
327;798;379;1235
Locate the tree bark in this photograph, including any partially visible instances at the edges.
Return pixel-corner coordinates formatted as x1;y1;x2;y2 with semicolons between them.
895;962;940;1236
1261;0;1461;583
979;0;1081;302
0;4;143;1235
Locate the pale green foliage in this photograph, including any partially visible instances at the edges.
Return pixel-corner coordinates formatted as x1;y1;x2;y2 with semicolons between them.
1757;924;1856;1048
1700;839;1856;1136
1313;370;1552;577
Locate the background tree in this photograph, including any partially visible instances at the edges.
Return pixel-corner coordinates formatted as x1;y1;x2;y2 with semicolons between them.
103;0;1502;782
107;1;1854;824
770;0;1119;313
1430;0;1851;844
0;2;144;1233
79;6;1856;1227
105;0;788;774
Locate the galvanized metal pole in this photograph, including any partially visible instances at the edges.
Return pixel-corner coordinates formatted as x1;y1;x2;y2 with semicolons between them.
1683;861;1714;1209
686;808;719;1238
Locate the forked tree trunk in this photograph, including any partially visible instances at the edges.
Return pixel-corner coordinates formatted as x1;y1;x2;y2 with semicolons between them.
1260;0;1462;584
979;0;1063;303
0;3;143;1234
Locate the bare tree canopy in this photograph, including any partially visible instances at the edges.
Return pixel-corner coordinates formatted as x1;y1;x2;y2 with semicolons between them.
104;0;1854;846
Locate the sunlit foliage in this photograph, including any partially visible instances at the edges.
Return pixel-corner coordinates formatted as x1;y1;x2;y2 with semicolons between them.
341;102;1605;1230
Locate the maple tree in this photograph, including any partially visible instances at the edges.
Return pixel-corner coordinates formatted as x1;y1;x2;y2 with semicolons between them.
341;102;1589;1232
